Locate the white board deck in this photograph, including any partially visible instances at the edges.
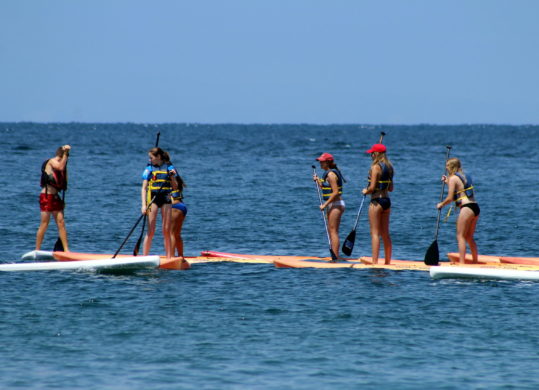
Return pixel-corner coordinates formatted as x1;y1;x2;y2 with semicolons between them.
0;256;160;272
430;266;539;281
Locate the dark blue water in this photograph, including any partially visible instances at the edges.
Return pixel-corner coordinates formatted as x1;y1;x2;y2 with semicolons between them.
1;123;539;389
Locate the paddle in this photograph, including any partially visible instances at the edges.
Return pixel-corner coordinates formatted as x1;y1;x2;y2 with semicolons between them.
312;165;338;261
341;195;366;256
112;183;164;258
341;131;386;256
424;145;452;266
133;132;161;256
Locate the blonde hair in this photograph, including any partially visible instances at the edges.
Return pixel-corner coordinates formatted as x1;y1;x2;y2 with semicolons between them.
371;152;394;176
446;158;462;175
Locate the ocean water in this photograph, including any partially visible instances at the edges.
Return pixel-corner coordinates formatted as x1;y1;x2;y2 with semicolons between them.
1;123;539;389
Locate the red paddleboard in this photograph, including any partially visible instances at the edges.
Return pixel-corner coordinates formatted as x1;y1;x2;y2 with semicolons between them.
53;251;190;270
499;256;539;265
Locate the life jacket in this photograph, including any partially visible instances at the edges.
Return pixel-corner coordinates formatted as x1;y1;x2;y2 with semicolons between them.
368;162;393;191
40;159;67;191
320;169;344;200
147;164;173;193
170;190;183;201
454;172;474;206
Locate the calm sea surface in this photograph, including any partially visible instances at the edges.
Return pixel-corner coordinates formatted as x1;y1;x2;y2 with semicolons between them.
1;123;539;389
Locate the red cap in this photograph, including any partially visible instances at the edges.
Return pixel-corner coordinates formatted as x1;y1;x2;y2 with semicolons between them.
366;144;386;153
316;153;334;162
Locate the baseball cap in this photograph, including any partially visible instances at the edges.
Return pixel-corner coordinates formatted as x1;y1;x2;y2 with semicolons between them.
315;153;334;162
365;144;387;153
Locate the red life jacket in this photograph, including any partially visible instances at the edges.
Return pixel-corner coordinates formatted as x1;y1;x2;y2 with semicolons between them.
40;159;67;191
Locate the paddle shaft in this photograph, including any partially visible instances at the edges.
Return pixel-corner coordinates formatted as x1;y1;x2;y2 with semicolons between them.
312;165;337;260
432;146;452;240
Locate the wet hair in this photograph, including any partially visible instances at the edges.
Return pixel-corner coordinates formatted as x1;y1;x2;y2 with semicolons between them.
446;158;462;175
55;146;67;157
324;160;347;183
149;147;170;163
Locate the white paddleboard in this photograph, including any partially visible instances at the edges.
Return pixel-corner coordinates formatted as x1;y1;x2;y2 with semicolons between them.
21;250;55;260
0;256;160;272
430;266;539;281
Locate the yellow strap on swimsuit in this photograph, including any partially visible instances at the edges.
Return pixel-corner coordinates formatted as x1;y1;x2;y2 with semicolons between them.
455;185;474;202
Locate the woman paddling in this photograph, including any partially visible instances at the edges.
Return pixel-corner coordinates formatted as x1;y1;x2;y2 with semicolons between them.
362;144;394;264
313;153;346;259
141;147;176;258
436;158;480;264
170;172;187;260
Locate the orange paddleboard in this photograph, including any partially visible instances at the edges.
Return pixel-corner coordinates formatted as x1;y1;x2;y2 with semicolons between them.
499;256;539;265
446;253;501;264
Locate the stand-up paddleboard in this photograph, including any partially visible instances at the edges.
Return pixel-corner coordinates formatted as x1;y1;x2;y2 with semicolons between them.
21;250;55;261
499;256;539;266
274;257;429;270
202;251;428;270
0;256;160;272
52;251;191;270
430;266;539;281
446;253;501;264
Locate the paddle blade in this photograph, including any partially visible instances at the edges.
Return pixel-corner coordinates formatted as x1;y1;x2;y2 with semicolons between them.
342;230;356;256
133;215;146;256
53;237;64;252
424;240;440;265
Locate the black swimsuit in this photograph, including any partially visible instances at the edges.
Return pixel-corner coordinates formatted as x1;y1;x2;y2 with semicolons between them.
460;202;480;217
371;197;391;211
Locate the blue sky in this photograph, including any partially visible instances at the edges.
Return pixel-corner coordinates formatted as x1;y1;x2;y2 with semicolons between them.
1;1;538;124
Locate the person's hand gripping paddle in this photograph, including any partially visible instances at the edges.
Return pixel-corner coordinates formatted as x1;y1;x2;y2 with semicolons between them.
424;145;452;266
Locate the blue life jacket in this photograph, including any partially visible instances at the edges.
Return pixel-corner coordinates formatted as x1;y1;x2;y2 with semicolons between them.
454;172;474;206
368;162;393;191
320;169;344;200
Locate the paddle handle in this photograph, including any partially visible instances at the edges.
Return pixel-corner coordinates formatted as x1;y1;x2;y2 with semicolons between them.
379;131;386;144
433;146;452;239
155;132;160;147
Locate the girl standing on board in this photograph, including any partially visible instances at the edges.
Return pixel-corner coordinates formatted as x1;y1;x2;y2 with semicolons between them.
141;147;176;259
314;153;346;259
362;144;394;264
436;158;480;264
170;173;187;260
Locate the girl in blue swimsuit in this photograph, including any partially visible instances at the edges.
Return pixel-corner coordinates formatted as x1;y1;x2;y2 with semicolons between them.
170;173;187;260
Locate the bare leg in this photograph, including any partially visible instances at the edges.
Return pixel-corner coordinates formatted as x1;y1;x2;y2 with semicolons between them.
161;204;172;258
170;209;186;258
465;215;479;263
327;205;344;258
35;212;51;250
380;208;392;264
368;203;382;264
143;204;159;256
52;211;69;252
456;207;475;263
